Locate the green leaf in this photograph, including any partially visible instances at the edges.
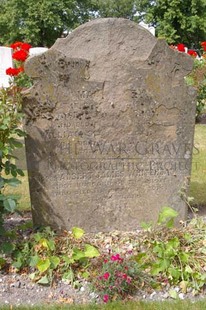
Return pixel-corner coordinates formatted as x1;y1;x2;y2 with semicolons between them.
38;238;55;251
0;225;5;236
12;257;23;269
50;256;60;269
72;227;85;239
2;194;19;201
4;178;21;187
161;258;170;270
36;258;50;273
33;232;42;242
5;167;10;175
16;169;24;176
8;138;23;148
201;248;206;255
168;237;180;249
151;264;163;276
169;289;178;299
72;248;85;261
153;243;164;257
0;124;8;130
0;258;6;269
82;271;90;279
1;242;15;254
0;178;4;189
62;270;74;283
158;206;178;226
185;265;193;274
84;244;100;258
39;238;50;249
11;170;17;177
134;252;147;263
29;272;37;280
37;275;50;285
15;129;27;137
168;266;181;280
200;273;206;281
3;198;17;212
179;252;189;263
183;233;192;242
166;218;175;228
62;255;74;265
140;221;152;231
29;255;40;267
47;239;55;251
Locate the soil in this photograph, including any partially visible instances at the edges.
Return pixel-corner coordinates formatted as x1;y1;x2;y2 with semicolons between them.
1;210;206;307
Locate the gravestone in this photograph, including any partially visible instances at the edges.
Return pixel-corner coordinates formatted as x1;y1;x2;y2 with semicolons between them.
29;47;48;56
0;47;13;87
23;18;196;232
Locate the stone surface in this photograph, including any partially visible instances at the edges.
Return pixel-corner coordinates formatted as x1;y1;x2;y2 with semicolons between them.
0;47;13;87
23;18;196;232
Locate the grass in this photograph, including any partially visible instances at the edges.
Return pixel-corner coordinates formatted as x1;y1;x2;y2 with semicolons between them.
189;124;206;206
3;140;31;211
12;140;31;211
6;170;31;211
1;299;206;310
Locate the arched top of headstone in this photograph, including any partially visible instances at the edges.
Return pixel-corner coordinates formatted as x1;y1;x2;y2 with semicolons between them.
48;18;193;80
52;18;156;60
25;18;194;99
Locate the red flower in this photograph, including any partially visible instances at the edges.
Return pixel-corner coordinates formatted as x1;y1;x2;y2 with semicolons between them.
111;254;123;262
177;43;185;52
103;272;110;280
6;67;20;76
12;49;28;62
10;41;32;51
21;43;32;51
126;276;132;284
201;42;206;52
103;294;109;303
122;273;128;279
10;41;23;50
187;50;197;57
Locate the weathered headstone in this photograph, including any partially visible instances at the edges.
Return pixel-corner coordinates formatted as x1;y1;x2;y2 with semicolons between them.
0;47;13;87
23;18;196;232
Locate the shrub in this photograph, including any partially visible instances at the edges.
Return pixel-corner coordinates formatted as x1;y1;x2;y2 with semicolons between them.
92;252;149;303
0;86;25;235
